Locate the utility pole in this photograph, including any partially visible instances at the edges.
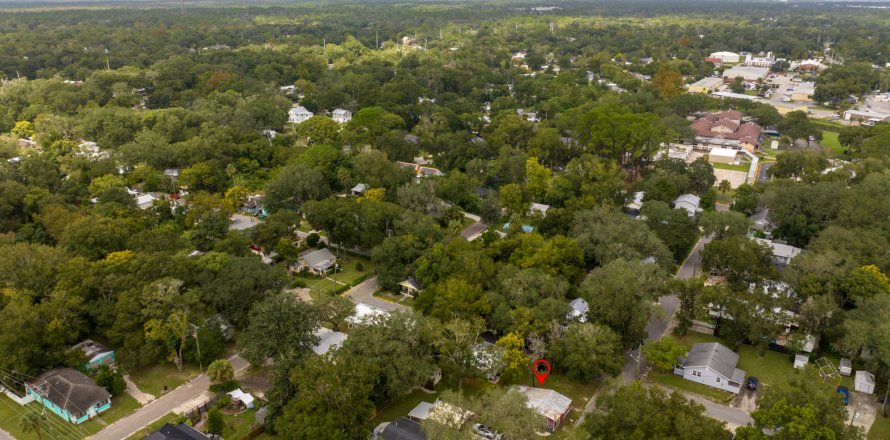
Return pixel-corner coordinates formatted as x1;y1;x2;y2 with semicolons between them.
190;323;203;372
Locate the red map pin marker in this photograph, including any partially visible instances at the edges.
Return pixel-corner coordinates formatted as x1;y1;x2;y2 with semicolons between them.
532;359;551;385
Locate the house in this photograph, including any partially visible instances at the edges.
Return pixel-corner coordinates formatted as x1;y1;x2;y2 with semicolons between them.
689;110;762;152
567;298;589;323
70;340;115;369
839;358;853;376
288;105;314;124
516;109;539;122
708;147;738;165
135;193;158;210
351;183;368;196
163;168;180;179
460;221;489;242
673;194;702;217
296;248;337;275
709;51;740;63
625;191;645;215
144;422;210;440
407;399;472;428
312;328;347;355
529;202;551;217
855;371;876;394
688;77;723;94
76;141;110;160
744;52;775;68
399;277;423;296
332;108;352;123
398;162;444;178
753;238;802;266
513;385;572;432
380;417;426;440
722;65;769;82
794;354;809;369
27;368;112;424
227;388;255;409
347;302;389;325
673;342;746;394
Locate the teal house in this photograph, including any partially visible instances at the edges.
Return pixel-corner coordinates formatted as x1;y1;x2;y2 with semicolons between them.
70;339;116;369
27;368;112;424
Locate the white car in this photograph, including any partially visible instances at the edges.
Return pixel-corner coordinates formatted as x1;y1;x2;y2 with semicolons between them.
473;424;502;440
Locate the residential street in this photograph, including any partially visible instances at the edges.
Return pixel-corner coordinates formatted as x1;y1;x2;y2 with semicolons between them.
685;392;754;431
342;276;409;312
89;355;249;440
0;428;12;440
575;236;734;428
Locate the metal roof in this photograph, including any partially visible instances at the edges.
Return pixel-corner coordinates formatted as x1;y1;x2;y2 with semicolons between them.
514;385;572;422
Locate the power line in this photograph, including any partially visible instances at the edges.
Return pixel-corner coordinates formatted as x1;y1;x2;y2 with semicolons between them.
0;372;84;439
0;374;83;440
0;368;92;439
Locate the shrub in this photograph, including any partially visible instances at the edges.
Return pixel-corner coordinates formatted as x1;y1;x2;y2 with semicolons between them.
94;365;126;396
306;233;320;248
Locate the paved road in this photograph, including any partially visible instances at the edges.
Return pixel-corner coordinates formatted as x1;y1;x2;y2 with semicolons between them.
758;162;774;183
0;428;13;440
575;236;711;427
342;276;408;312
90;355;249;440
685;392;754;431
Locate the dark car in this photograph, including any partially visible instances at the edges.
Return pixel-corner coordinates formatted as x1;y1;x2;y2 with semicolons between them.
837;386;850;405
746;377;759;391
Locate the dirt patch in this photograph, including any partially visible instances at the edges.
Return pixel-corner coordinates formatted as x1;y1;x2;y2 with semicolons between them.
713;168;748;188
731;386;761;413
848;391;878;433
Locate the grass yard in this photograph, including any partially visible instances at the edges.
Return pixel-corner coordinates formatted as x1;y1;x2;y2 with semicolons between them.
712;162;751;172
255;432;284;440
648;370;735;403
373;388;439;425
0;393;142;440
129;363;201;397
327;255;373;285
373;290;415;307
820;130;845;157
869;414;890;440
220;408;260;440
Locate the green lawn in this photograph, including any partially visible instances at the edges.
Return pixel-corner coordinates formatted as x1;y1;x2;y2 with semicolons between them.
820;130;845;157
327;255;373;285
869;414;890;440
373;388;439;425
129;363;201;397
221;408;260;440
648;370;735;404
0;393;142;440
712;162;751;172
373;290;415;307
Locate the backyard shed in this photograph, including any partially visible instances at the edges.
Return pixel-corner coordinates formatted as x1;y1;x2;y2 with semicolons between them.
855;371;876;394
794;354;809;369
839;358;852;376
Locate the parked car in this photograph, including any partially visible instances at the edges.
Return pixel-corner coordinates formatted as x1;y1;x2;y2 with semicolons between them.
837;386;850;405
473;423;502;440
747;377;759;391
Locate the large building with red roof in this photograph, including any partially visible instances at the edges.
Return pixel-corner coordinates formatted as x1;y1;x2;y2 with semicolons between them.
689;110;761;153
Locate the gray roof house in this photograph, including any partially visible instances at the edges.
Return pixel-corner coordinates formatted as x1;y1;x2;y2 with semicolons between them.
567;298;589;323
753;238;802;266
288;105;313;124
296;248;337;275
673;342;746;394
380;417;426;440
26;368;112;424
673;194;702;217
312;328;347;355
144;422;210;440
351;183;368;196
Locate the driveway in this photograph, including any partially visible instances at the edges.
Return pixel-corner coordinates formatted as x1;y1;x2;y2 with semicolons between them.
341;276;408;312
684;391;754;431
758;162;774;183
848;391;878;433
90;355;249;440
0;429;12;440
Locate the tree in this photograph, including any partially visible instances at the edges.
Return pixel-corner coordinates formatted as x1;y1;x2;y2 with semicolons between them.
584;382;727;439
640;201;699;263
264;163;330;212
642;337;686;371
651;67;684;99
698;211;750;240
205;409;226;438
731;183;759;215
735;366;861;440
415;277;490;321
701;236;776;288
718;180;731;194
431;317;486;391
237;293;321;365
19;411;48;440
571;208;673;270
11;120;36;139
424;388;540;440
770;150;829;180
498;183;526;217
496;332;530;384
777;111;821;145
142;279;196;373
315;294;355;332
275;352;375;440
551;323;623;381
95;364;126;395
836;294;890;416
729;76;746;94
293;115;340;145
579;259;667;348
207;359;235;385
686;157;716;195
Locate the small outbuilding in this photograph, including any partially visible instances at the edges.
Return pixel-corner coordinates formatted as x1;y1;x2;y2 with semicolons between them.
227;388;255;409
855;371;876;395
839;358;853;376
794;354;809;369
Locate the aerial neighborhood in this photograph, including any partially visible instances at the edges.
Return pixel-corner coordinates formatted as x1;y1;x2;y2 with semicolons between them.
0;2;888;440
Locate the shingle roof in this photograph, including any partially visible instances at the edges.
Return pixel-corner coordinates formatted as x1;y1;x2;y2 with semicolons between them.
381;417;426;440
30;368;111;419
683;343;740;380
70;340;112;362
300;248;336;271
144;422;210;440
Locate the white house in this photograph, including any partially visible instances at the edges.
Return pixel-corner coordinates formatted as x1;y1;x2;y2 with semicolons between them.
288;106;314;124
753;238;802;266
709;51;740;63
332;108;352;124
529;202;551;217
625;191;645;214
673;342;746;394
312;328;347;355
347;302;389;325
567;298;588;323
673;194;702;217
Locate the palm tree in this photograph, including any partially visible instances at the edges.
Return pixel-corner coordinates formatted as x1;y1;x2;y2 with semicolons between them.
20;411;47;440
718;180;731;194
